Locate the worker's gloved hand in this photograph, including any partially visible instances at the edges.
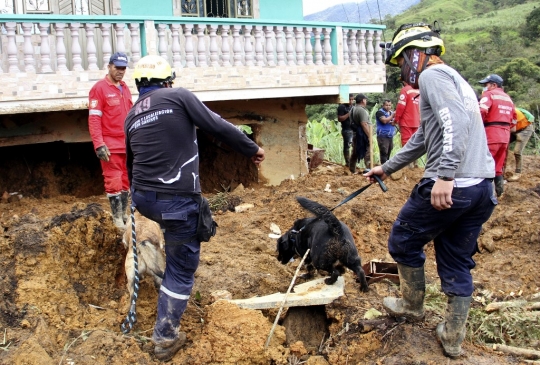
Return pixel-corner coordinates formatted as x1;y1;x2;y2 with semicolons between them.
96;145;111;162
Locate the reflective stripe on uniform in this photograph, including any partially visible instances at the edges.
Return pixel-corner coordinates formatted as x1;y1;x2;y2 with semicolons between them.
160;285;190;300
491;94;513;103
89;109;103;116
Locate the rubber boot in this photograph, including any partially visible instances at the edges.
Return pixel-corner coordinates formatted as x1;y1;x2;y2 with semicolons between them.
154;331;187;362
436;295;472;358
494;175;504;197
108;194;126;230
383;263;425;321
120;191;129;224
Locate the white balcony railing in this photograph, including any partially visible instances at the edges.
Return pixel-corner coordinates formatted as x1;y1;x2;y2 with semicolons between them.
0;15;386;73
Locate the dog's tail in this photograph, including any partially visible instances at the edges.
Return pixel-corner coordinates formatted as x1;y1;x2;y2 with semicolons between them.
296;196;343;238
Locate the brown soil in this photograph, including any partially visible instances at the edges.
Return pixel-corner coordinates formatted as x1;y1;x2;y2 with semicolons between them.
0;149;539;365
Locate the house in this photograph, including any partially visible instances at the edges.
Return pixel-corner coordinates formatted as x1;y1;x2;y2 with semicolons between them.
0;0;386;193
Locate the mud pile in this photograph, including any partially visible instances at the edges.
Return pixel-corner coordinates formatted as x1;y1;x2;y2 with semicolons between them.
0;156;539;364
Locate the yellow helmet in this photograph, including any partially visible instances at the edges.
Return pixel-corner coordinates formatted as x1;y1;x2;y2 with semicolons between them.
133;55;175;83
382;22;445;66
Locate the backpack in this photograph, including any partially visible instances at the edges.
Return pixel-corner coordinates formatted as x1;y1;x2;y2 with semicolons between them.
515;108;532;132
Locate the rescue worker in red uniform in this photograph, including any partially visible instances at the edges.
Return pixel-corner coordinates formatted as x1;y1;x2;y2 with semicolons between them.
478;74;516;197
394;80;420;147
88;52;134;229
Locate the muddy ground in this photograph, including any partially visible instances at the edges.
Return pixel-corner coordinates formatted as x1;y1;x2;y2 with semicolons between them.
0;145;539;365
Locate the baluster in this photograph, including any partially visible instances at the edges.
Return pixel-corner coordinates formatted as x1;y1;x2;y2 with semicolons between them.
85;23;99;70
359;30;367;65
207;24;219;67
374;30;383;65
114;23;126;53
182;24;195;67
220;25;231;67
54;23;68;71
6;22;19;72
156;24;168;60
170;24;182;70
366;30;374;65
284;26;294;66
263;26;275;66
303;27;313;65
254;25;264;66
294;27;304;66
231;25;243;66
70;23;83;71
195;24;207;67
129;23;141;63
243;25;253;66
350;30;359;65
22;22;36;72
322;28;332;65
273;26;285;66
342;29;349;65
38;23;53;73
101;23;112;69
312;27;323;65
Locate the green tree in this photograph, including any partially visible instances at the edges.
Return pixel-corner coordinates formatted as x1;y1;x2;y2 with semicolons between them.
520;7;540;42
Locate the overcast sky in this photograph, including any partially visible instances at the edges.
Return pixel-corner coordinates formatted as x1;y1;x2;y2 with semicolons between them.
303;0;355;16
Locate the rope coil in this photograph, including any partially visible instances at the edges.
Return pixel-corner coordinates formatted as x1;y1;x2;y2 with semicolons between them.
121;204;140;334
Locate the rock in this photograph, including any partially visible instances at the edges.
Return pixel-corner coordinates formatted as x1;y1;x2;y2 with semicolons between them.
232;183;244;193
306;355;330;365
234;203;254;213
210;290;232;303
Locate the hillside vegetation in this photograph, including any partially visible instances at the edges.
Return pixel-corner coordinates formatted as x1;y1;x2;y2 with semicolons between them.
381;0;540;114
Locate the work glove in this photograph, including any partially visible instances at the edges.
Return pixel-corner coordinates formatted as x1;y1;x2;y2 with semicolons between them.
96;145;111;162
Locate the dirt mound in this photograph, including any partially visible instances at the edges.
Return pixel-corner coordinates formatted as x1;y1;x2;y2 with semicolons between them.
0;156;539;364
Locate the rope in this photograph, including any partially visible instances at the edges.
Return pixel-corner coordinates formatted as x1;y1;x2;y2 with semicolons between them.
120;204;140;334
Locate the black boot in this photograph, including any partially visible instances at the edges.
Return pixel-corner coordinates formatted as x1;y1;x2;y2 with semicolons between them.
108;194;126;230
494;175;504;197
120;191;129;224
436;295;472;358
383;263;425;321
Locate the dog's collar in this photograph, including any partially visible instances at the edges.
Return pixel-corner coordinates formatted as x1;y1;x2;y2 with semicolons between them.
291;226;305;257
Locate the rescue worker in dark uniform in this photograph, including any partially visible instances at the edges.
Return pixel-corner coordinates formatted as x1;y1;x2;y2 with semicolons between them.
125;55;265;362
478;74;516;196
337;94;355;165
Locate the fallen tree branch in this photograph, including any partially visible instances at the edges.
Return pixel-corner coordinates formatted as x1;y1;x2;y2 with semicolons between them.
485;301;540;313
493;344;540;360
264;249;310;350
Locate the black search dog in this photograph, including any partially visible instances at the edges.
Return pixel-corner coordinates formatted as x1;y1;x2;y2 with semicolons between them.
277;196;369;292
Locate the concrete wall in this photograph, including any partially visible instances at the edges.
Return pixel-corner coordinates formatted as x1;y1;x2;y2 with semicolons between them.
259;0;303;20
120;0;173;16
208;97;309;185
0;97;309;187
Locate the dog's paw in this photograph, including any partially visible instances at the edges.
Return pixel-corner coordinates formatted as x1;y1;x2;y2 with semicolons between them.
324;277;338;285
299;273;313;280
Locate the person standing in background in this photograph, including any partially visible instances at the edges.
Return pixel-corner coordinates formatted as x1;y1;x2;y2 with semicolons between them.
395;81;420;144
478;74;516;196
88;52;133;229
507;107;535;182
337;94;355;166
375;99;396;164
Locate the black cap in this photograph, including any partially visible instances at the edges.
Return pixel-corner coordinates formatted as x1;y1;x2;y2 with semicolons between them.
355;94;367;103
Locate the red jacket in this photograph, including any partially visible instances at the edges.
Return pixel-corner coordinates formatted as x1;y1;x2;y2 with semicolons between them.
88;75;133;153
479;88;516;144
394;85;420;128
